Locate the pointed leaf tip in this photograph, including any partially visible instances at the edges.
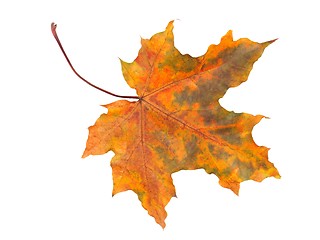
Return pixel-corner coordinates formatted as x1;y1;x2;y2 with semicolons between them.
262;38;278;47
221;30;233;42
166;20;174;31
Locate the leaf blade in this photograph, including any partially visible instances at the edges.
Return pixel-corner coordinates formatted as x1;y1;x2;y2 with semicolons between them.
83;21;280;228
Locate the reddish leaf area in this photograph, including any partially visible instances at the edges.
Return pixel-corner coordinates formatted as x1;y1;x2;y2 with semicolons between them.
82;21;280;228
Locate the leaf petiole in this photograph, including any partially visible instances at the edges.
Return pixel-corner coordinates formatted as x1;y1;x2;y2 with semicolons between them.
51;23;140;100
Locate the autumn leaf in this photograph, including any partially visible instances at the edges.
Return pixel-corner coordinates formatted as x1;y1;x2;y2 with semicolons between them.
52;21;280;228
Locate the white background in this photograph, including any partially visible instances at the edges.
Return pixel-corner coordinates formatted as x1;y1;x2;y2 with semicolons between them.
1;0;319;239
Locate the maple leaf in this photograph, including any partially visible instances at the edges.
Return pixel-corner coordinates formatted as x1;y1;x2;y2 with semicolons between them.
52;21;280;228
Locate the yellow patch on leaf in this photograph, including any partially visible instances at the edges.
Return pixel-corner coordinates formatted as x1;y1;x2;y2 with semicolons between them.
82;21;280;228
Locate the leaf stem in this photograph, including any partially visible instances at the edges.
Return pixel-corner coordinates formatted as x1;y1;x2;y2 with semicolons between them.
51;23;140;100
